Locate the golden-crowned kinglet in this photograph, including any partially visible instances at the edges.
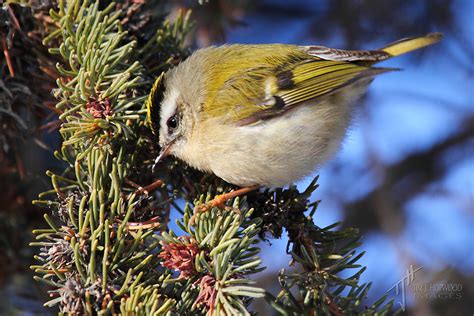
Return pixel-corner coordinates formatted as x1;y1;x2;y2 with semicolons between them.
147;33;442;187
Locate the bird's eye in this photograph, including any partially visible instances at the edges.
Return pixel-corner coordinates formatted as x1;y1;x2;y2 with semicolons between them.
166;114;178;132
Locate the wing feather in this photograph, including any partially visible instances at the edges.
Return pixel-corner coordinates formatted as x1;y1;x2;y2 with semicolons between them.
302;46;390;62
278;61;390;106
234;59;394;126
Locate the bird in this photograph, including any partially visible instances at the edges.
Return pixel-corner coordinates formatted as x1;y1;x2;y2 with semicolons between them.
146;33;442;189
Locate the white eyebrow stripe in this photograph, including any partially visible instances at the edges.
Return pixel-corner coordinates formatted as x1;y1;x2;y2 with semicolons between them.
160;88;179;127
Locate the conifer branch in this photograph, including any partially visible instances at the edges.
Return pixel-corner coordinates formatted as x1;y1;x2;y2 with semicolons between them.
28;1;398;314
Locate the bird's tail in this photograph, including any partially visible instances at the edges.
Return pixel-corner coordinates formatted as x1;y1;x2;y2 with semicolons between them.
380;32;443;57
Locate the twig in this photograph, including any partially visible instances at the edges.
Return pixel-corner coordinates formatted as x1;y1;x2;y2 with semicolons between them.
325;295;343;316
126;216;161;230
7;6;21;31
2;35;15;77
134;179;165;195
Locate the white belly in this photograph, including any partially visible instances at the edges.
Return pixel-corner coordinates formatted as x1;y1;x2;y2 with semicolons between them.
180;82;369;187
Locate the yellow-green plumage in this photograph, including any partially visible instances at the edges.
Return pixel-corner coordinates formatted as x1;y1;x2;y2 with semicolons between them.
199;45;305;120
146;33;442;186
147;33;441;131
194;45;379;125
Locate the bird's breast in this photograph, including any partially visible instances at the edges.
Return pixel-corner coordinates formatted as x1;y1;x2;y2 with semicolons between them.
178;82;369;186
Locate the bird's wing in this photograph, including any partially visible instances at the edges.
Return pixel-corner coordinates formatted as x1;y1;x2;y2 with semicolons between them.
301;46;391;62
301;32;442;62
220;59;392;126
207;34;442;126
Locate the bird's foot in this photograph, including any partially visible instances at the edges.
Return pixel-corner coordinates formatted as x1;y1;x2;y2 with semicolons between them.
190;185;260;224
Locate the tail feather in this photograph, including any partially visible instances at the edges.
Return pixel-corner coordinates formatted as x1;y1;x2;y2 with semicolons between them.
381;32;443;57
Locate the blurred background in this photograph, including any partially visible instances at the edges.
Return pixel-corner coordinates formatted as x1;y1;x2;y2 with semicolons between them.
1;0;472;314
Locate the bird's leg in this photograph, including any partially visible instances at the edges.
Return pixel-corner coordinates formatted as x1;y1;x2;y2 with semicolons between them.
134;179;165;195
194;185;260;214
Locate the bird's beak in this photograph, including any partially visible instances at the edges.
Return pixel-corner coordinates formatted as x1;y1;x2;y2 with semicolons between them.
152;142;173;173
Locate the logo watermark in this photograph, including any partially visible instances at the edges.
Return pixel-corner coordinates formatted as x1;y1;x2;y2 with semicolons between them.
387;265;423;311
386;265;463;311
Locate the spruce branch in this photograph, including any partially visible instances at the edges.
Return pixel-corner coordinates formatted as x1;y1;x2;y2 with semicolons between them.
159;195;265;315
30;1;192;313
28;1;400;315
251;180;396;315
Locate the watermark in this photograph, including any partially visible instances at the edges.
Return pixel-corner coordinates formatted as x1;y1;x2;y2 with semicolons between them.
386;265;463;311
386;265;423;311
412;282;462;301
